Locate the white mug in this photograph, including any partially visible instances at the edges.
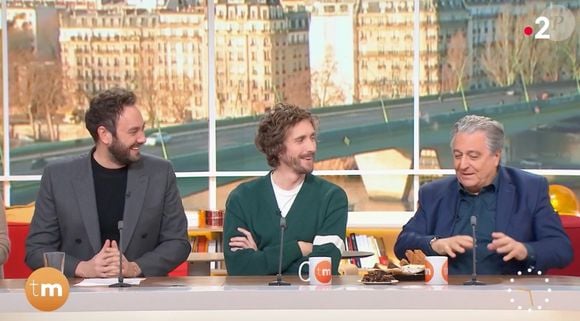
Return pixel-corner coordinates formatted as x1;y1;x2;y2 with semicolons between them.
425;256;448;285
298;257;332;285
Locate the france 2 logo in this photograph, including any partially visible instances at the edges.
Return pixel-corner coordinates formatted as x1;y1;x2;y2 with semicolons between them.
524;5;575;42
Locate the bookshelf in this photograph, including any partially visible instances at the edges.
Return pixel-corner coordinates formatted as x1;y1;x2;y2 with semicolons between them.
346;227;401;263
187;227;226;276
342;227;402;275
188;226;224;234
186;225;403;276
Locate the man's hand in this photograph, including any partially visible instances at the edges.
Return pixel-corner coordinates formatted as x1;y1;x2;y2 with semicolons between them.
487;232;528;261
431;235;473;258
75;240;119;278
110;240;142;277
229;227;257;251
298;241;313;257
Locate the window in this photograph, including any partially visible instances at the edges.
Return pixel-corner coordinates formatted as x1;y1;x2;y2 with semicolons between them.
2;1;577;231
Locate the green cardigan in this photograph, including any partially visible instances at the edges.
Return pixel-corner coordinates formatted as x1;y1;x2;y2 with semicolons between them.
224;173;348;276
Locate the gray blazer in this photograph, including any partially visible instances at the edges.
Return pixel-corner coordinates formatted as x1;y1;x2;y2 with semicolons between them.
0;198;9;279
25;151;191;277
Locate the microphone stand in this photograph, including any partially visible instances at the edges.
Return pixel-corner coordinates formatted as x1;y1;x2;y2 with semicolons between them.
110;220;132;288
464;215;485;286
269;216;290;286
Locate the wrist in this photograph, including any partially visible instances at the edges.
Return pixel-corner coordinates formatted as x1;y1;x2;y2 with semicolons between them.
75;261;89;278
298;241;313;256
429;236;439;253
129;262;141;277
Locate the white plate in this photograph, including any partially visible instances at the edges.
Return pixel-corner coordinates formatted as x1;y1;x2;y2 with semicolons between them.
401;264;425;274
359;279;399;285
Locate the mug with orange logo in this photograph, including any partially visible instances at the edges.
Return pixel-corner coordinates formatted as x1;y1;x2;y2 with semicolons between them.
424;256;448;285
298;257;332;285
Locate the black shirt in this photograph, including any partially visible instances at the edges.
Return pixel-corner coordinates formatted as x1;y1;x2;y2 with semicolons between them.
91;154;128;246
451;174;500;275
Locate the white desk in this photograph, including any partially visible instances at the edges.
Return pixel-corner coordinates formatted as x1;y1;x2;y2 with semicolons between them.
1;276;579;321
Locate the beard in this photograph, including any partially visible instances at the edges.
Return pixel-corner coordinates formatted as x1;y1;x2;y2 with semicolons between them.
109;137;140;166
280;152;315;175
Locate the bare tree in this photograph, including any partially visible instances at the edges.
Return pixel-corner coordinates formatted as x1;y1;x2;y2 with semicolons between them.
442;31;469;111
480;5;526;88
516;5;547;92
367;77;385;99
69;85;91;123
134;38;161;128
442;31;468;92
366;76;390;123
283;69;311;107
9;60;39;140
311;45;345;107
167;77;194;123
480;4;557;102
4;17;46;140
559;34;579;93
29;62;67;141
539;39;566;82
11;61;67;142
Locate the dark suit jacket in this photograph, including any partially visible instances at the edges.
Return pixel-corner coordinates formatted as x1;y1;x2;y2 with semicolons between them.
394;166;572;274
25;151;191;277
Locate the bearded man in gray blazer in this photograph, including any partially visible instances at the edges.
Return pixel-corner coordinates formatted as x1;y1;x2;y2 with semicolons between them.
25;88;191;278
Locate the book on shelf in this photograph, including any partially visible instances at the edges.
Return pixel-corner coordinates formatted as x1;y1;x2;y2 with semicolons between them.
208;239;217;269
185;210;199;228
375;236;388;265
188;233;225;270
347;233;360;268
355;234;375;269
189;235;209;252
345;233;387;269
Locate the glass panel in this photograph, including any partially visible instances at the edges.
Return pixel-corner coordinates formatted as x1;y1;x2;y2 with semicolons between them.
327;174;414;211
217;1;414;171
418;0;469;168
179;177;209;212
214;176;251;210
10;181;41;206
9;177;208;211
215;2;312;171
419;1;580;170
216;174;415;212
7;4;209;174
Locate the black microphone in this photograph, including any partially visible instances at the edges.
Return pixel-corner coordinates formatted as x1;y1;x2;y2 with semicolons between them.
110;220;132;288
464;215;485;285
269;215;290;286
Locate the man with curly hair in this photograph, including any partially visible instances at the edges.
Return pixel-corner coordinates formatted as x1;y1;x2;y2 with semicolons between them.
224;103;348;276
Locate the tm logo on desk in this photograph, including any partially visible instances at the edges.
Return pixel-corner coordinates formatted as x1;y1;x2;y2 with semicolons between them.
25;267;70;311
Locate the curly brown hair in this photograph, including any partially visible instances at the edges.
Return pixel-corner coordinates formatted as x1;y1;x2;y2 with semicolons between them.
255;103;318;168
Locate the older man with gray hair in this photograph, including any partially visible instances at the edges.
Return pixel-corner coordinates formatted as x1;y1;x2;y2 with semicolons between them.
395;115;572;275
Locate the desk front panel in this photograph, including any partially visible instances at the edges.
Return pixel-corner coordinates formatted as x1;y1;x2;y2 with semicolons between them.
1;275;578;318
